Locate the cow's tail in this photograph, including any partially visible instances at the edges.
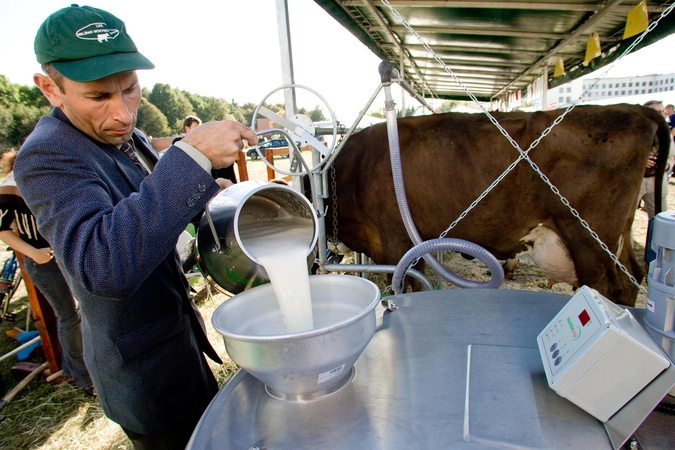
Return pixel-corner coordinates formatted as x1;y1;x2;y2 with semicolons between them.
654;117;670;215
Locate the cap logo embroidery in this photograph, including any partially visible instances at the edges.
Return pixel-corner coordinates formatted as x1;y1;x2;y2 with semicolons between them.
76;22;120;43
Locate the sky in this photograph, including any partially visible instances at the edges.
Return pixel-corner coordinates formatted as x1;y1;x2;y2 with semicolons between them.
3;1;675;123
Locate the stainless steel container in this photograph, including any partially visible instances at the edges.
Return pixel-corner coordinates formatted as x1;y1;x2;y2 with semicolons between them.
211;274;380;398
196;180;318;296
646;211;675;337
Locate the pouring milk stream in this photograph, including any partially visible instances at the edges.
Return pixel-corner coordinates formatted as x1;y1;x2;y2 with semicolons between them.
239;216;314;333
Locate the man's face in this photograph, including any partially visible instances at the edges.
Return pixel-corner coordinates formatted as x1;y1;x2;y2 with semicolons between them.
646;102;667;118
47;71;142;146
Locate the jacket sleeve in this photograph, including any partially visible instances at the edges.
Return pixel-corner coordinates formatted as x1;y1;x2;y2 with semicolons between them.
14;120;220;298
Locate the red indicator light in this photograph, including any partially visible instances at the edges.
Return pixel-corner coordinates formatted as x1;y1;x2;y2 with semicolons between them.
578;309;591;326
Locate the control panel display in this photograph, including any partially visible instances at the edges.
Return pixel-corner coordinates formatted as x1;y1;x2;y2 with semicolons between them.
539;292;605;378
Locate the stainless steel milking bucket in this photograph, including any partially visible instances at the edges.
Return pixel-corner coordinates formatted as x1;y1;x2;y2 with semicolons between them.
195;180;318;295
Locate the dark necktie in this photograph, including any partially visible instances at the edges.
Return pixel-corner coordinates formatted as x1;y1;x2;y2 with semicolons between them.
120;142;149;176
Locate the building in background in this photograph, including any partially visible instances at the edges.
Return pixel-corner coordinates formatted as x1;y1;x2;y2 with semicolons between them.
549;73;675;109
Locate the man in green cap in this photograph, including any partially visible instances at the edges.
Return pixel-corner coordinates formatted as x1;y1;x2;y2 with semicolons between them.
14;5;257;449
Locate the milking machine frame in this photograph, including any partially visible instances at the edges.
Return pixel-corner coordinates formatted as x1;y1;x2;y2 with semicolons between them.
248;61;507;294
248;66;435;290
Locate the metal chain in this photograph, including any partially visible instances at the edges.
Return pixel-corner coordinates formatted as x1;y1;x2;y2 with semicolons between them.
330;164;339;252
380;0;675;295
329;131;347;253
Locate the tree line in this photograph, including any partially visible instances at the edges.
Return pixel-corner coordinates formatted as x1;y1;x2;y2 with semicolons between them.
0;74;326;153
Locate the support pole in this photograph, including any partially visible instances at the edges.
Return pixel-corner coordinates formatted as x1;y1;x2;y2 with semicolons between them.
275;0;302;192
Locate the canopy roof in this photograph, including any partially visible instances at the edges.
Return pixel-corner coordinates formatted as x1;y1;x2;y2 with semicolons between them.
314;1;675;102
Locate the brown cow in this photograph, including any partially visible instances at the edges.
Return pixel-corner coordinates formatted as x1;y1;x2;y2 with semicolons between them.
328;105;670;306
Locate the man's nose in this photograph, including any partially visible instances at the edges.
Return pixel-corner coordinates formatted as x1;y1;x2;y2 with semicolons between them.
109;94;133;123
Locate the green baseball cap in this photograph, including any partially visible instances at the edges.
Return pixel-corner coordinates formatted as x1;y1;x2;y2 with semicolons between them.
34;4;154;82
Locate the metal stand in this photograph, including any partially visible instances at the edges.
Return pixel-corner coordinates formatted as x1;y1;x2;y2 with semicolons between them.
606;308;675;449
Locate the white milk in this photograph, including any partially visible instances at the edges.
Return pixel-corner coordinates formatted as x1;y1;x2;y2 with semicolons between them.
239;216;314;333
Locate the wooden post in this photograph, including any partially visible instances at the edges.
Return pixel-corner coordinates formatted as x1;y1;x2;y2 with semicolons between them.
14;252;61;376
265;149;276;181
236;151;249;182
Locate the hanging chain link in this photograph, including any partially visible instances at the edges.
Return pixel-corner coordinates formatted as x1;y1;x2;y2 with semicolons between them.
329;130;347;254
379;0;675;295
330;164;340;252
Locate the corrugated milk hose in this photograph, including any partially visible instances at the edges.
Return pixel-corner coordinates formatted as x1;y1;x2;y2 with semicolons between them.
379;60;503;292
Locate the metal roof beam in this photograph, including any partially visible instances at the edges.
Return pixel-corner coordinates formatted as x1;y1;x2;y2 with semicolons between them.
382;25;568;40
421;74;516;82
428;81;514;88
341;1;660;13
392;43;578;58
414;56;537;67
422;65;523;74
360;0;437;98
492;0;627;99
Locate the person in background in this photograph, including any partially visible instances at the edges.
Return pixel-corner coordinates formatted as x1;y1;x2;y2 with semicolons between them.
638;100;672;218
666;104;675;128
171;115;201;145
0;150;94;396
639;100;674;265
14;5;257;449
665;104;675;178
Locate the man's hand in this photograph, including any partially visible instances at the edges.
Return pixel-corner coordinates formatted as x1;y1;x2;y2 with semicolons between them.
215;178;234;191
182;121;258;169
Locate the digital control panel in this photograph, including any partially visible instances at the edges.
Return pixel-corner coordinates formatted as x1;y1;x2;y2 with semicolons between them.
539;290;606;379
537;286;670;422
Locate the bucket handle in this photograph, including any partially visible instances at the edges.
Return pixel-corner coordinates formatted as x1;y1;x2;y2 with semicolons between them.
203;204;221;252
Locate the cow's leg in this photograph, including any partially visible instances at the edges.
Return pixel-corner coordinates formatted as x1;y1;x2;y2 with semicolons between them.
554;220;639;307
615;226;644;305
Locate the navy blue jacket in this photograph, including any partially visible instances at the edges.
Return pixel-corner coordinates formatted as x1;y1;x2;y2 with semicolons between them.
14;108;221;434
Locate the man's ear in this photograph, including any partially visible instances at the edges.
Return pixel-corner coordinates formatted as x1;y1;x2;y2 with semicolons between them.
33;73;63;108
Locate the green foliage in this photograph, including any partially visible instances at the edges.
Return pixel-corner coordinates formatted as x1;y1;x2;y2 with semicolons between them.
0;101;50;152
439;100;459;112
192;94;234;122
397;106;418;117
367;108;386;118
0;75;21;108
243;102;285;129
307;105;326;122
147;84;194;134
0;74;338;144
18;85;50;109
136;98;171;138
368;106;416;118
9;104;50;145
